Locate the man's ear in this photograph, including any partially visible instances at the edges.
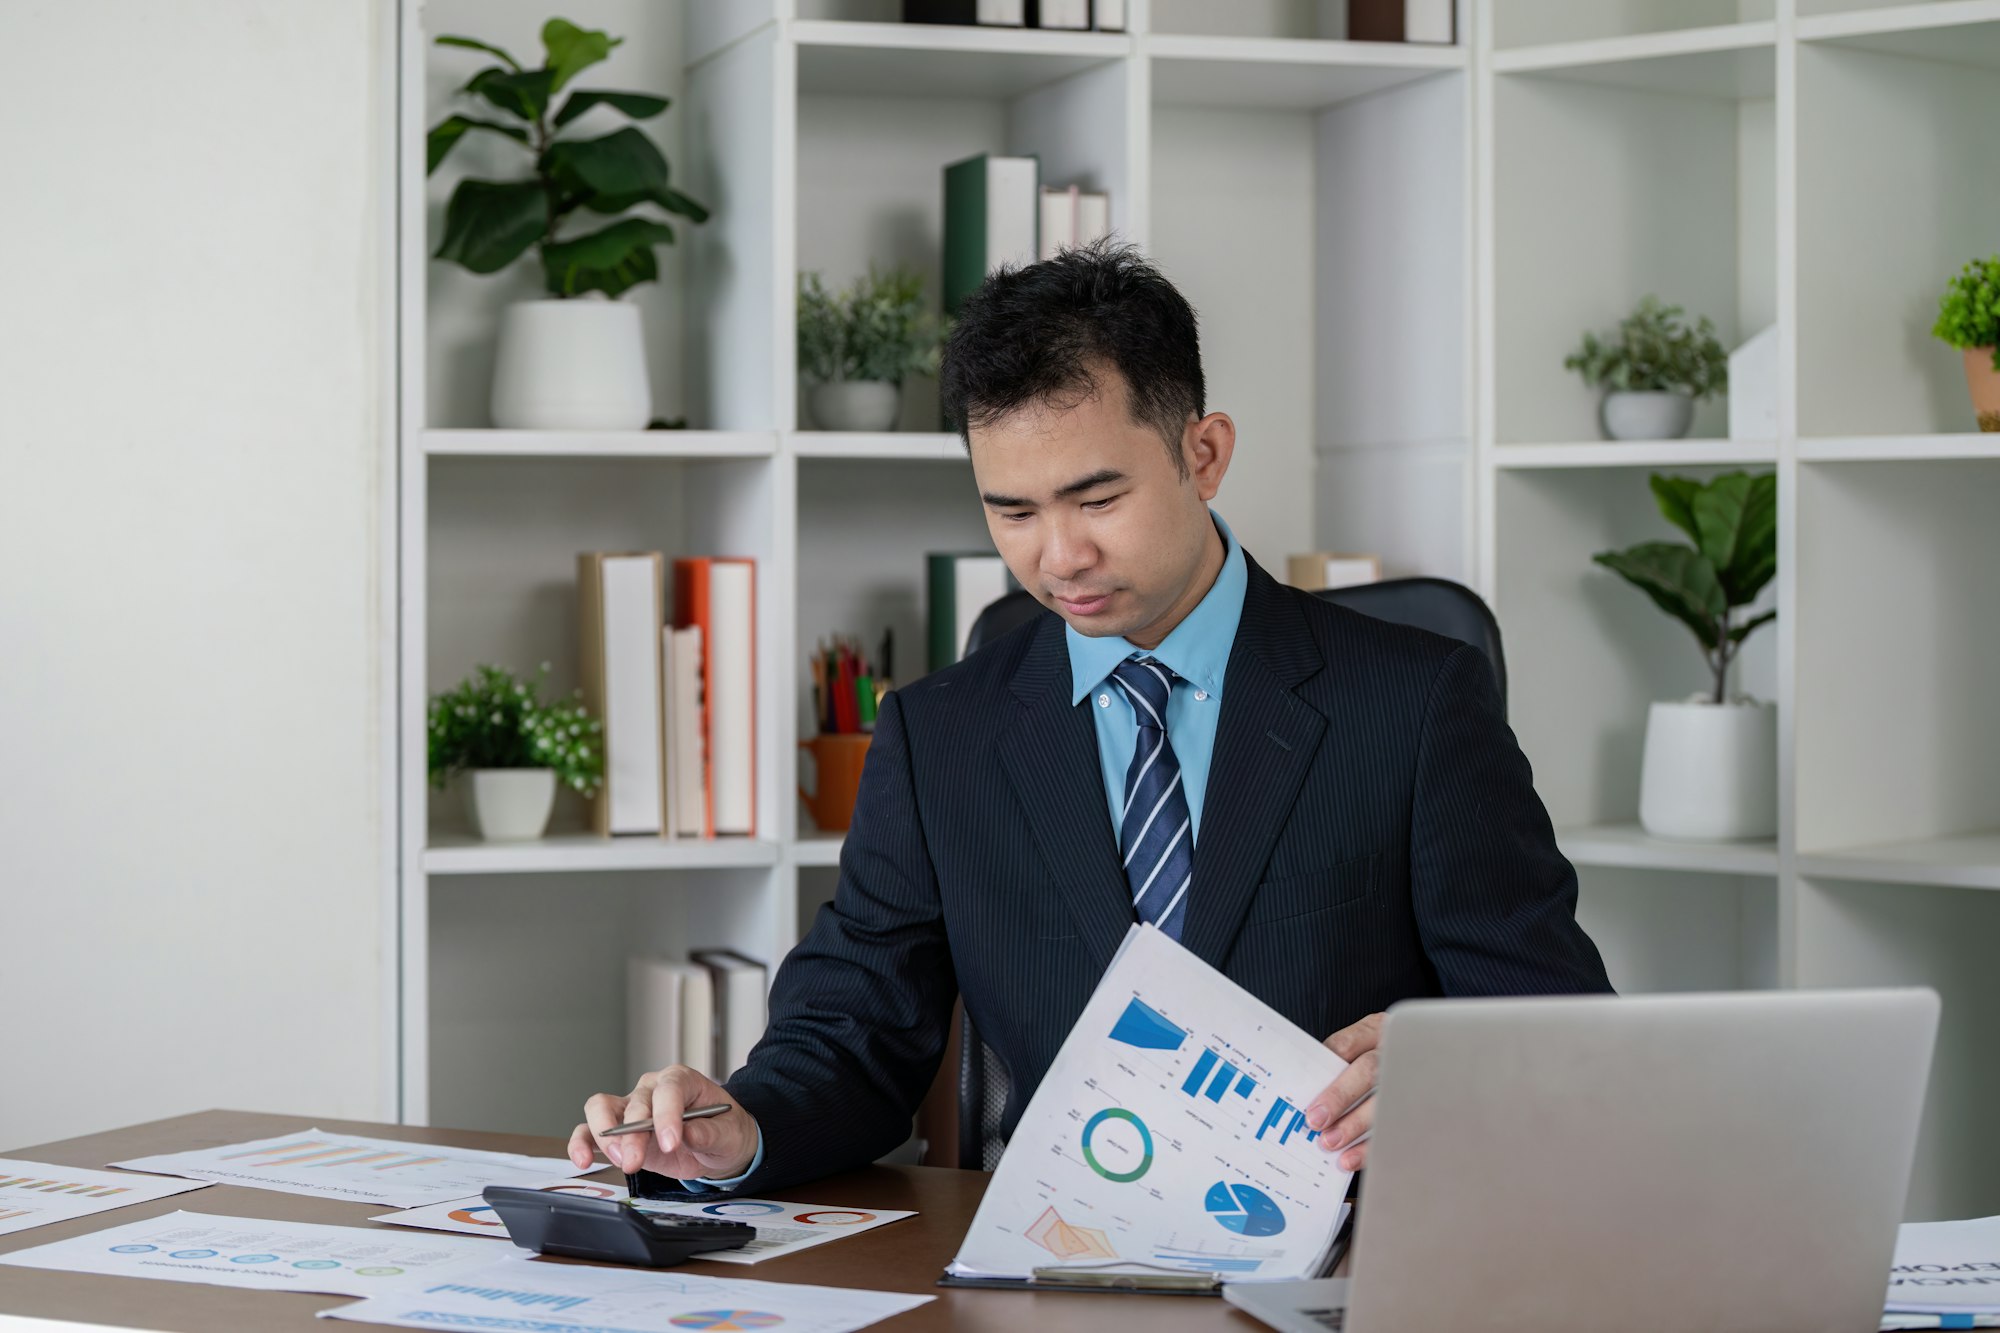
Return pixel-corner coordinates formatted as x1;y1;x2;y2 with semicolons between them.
1185;412;1235;501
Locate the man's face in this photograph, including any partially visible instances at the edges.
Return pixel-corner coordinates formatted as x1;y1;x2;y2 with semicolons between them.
968;365;1230;644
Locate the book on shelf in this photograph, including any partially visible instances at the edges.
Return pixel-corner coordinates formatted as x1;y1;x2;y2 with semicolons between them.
1348;0;1455;44
1027;0;1088;29
673;557;757;838
690;949;768;1080
929;552;1015;671
1092;0;1126;30
661;624;705;839
1286;552;1382;592
903;0;1025;26
626;957;716;1083
577;552;667;836
943;154;1040;316
1038;183;1111;262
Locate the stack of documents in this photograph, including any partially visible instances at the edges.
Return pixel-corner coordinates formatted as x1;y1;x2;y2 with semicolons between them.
1883;1215;2000;1330
948;924;1355;1285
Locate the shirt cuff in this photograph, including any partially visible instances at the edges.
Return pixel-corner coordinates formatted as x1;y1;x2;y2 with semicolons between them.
678;1127;764;1193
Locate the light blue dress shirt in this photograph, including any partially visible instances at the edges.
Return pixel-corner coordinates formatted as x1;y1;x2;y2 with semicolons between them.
1066;509;1248;846
699;513;1244;1190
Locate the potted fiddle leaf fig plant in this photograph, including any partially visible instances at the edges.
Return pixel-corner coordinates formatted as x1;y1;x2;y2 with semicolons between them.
429;663;604;842
797;266;943;431
1930;255;2000;432
1593;471;1777;842
1566;296;1729;441
428;19;709;430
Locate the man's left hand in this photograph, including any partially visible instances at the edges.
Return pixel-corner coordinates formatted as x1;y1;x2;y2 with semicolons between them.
1306;1012;1383;1172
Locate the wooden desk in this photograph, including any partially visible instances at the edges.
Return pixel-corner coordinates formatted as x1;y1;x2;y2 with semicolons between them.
0;1110;1272;1331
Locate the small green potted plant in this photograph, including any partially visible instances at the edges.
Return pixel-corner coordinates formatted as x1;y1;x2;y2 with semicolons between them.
428;19;708;431
797;266;942;432
1930;255;2000;433
430;663;604;841
1565;296;1729;441
1593;471;1777;841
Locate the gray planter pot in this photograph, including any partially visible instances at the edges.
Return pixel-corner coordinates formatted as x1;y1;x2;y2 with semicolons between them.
1601;390;1695;441
808;379;902;432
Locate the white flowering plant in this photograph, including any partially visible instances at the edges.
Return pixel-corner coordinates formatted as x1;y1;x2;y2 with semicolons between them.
428;663;605;796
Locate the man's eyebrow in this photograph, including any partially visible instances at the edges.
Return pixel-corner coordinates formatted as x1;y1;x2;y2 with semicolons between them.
981;469;1128;508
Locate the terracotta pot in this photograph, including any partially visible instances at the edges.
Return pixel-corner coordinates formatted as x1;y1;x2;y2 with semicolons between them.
1964;346;2000;433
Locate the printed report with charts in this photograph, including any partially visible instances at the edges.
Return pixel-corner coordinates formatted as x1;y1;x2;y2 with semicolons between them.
947;924;1356;1283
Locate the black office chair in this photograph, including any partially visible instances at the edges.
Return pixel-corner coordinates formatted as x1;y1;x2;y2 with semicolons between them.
952;575;1507;1169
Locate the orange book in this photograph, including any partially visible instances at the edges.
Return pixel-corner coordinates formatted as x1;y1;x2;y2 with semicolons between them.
672;557;756;838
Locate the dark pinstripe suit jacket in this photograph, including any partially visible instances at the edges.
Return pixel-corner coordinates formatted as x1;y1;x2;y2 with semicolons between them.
726;553;1611;1193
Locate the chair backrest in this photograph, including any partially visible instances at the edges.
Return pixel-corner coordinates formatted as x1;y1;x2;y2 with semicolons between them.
952;576;1505;1168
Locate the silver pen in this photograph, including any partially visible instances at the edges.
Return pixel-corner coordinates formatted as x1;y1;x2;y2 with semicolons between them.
601;1104;731;1137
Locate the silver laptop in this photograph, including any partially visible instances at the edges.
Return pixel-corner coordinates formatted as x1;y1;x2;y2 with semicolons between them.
1225;988;1939;1333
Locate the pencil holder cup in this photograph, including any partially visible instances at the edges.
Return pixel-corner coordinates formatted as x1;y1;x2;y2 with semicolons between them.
798;733;873;832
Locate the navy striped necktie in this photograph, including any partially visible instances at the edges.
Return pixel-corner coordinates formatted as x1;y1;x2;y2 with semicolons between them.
1111;655;1193;941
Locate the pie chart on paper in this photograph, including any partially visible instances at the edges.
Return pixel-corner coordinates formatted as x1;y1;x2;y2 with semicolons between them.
1204;1180;1286;1237
667;1313;784;1330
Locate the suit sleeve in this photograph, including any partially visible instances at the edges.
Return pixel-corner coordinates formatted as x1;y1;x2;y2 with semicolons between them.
1409;644;1614;996
721;689;957;1193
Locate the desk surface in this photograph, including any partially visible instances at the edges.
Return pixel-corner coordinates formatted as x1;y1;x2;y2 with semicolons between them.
0;1110;1274;1332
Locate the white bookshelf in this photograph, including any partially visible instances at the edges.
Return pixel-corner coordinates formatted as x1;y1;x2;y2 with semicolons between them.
1469;0;2000;1222
395;0;2000;1219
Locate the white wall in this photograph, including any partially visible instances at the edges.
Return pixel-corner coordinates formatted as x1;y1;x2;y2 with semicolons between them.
0;1;393;1148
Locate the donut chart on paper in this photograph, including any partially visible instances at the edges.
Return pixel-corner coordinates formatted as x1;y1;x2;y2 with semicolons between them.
1080;1107;1154;1183
701;1200;785;1218
667;1312;784;1330
791;1210;874;1226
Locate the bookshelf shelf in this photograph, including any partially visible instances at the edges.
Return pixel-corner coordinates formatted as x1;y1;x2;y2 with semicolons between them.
1146;33;1462;111
1798;434;2000;463
1493;440;1778;469
423;834;781;876
1798;1;2000;64
786;431;966;461
792;19;1128;98
790;833;846;867
423;430;776;459
1799;833;2000;891
1557;823;1778;877
1493;23;1776;98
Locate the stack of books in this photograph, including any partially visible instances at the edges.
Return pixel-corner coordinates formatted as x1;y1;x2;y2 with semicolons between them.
577;552;756;840
943;155;1113;315
626;951;768;1084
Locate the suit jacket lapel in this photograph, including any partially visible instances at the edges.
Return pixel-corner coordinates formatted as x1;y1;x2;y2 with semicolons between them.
1180;559;1327;970
998;613;1137;972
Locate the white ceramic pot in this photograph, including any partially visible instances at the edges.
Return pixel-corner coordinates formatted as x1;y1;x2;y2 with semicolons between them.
490;299;650;430
808;379;901;432
466;768;558;842
1638;699;1777;841
1601;390;1695;441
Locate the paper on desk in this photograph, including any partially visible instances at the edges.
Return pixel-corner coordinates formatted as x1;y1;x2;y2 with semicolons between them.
1886;1215;2000;1316
317;1252;931;1332
948;924;1355;1283
371;1177;915;1264
111;1129;588;1208
0;1211;492;1298
0;1158;210;1237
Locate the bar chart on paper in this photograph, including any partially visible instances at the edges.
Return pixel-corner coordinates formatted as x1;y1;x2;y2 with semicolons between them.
111;1130;589;1208
949;926;1356;1282
0;1159;211;1237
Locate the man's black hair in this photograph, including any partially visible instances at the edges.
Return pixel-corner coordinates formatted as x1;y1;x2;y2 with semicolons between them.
939;239;1205;477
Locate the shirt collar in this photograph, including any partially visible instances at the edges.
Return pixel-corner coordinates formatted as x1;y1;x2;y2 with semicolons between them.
1067;510;1247;706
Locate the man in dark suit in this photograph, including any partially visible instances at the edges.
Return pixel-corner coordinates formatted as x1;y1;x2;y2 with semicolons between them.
570;241;1611;1194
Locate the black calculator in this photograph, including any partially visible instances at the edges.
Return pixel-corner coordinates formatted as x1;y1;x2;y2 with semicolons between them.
481;1185;755;1267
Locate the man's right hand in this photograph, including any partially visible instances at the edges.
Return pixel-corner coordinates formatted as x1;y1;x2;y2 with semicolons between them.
567;1066;760;1182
